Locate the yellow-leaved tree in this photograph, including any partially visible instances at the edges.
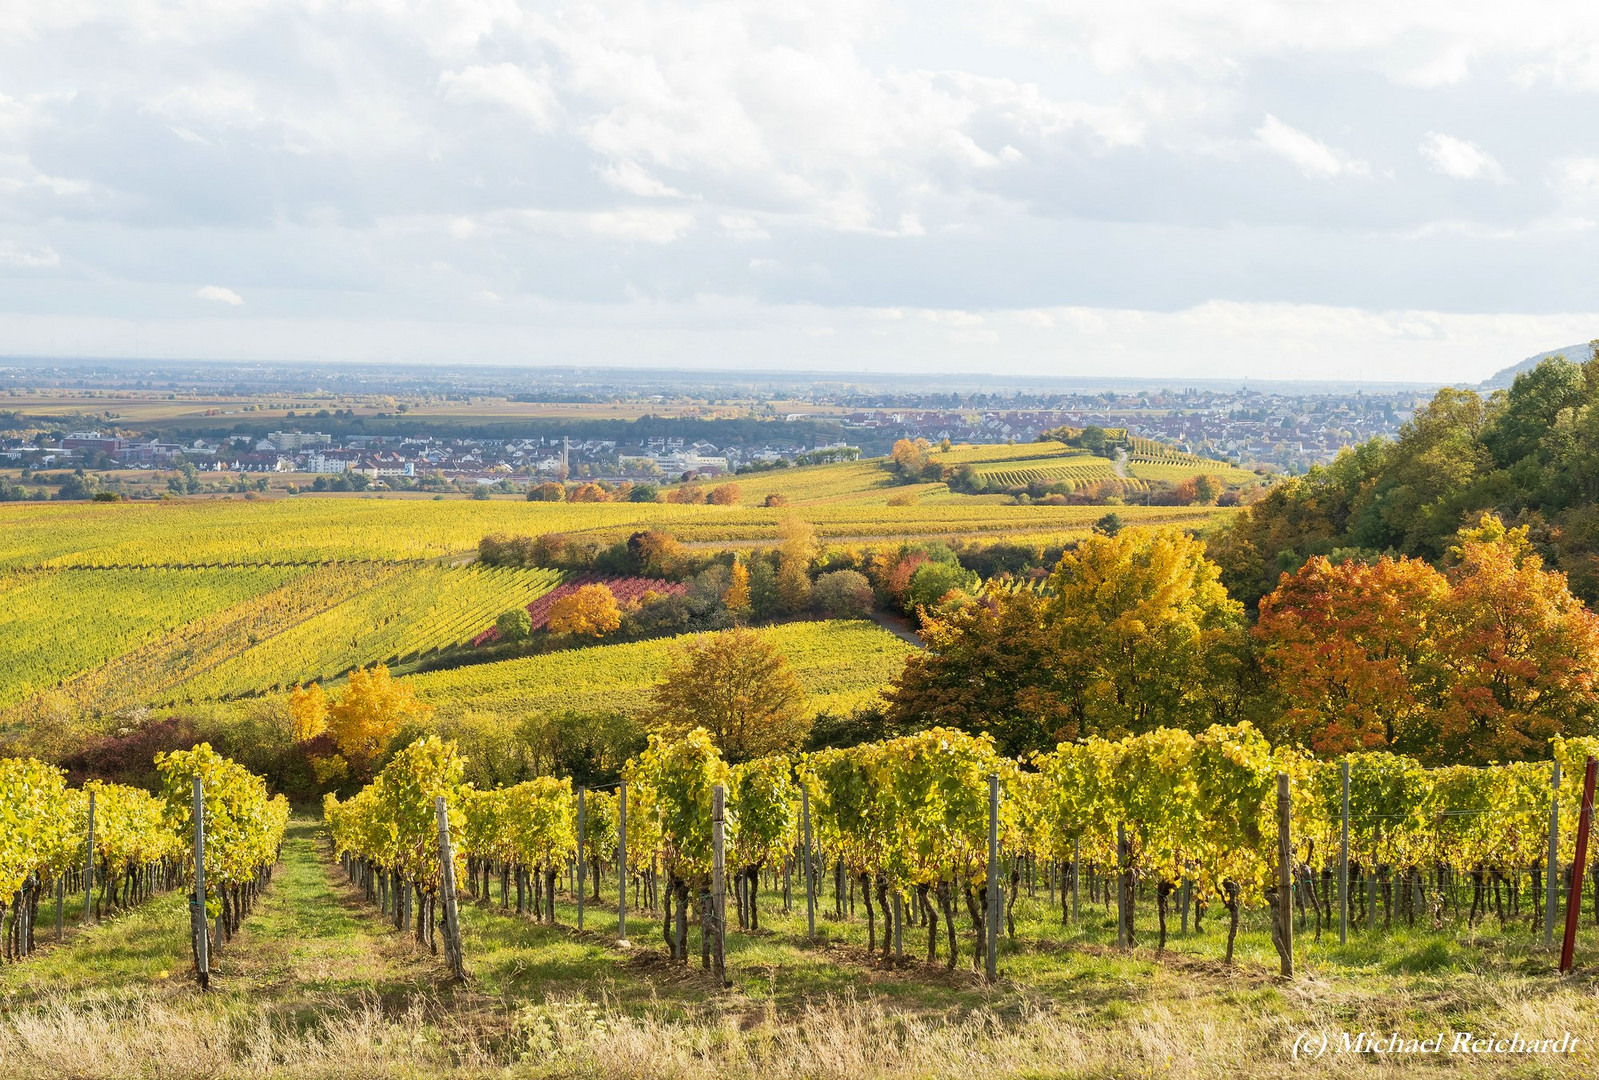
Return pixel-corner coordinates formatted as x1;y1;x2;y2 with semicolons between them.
722;559;751;619
293;665;435;777
547;582;622;637
648;628;808;762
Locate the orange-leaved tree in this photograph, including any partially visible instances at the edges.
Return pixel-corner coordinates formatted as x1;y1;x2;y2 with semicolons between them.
1437;514;1599;762
547;582;622;637
1254;554;1450;756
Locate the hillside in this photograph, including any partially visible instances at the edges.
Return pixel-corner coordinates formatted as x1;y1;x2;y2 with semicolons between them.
1480;341;1594;390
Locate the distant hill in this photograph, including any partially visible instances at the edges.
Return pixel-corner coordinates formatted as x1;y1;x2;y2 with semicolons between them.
1480;341;1595;390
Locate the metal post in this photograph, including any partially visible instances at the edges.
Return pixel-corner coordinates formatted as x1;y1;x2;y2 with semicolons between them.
1276;772;1293;978
1560;757;1597;974
576;786;586;932
617;780;628;942
711;784;726;985
55;877;64;941
192;776;209;987
84;789;96;923
801;785;816;938
1547;762;1562;948
986;773;999;982
434;796;466;981
1339;759;1350;946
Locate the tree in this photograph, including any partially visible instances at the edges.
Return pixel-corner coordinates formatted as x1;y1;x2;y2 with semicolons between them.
884;588;1071;757
891;437;932;478
627;529;684;577
1045;527;1245;736
708;483;740;505
763;493;789;507
723;559;751;618
289;684;329;742
324;665;435;770
629;483;660;503
648;629;809;761
528;481;565;502
813;569;874;618
1436;515;1599;762
547;583;622;637
1254;555;1450;756
776;517;816;613
905;560;980;615
496;606;533;642
570;482;608;502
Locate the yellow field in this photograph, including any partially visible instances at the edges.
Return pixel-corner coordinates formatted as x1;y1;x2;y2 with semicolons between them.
412;619;915;725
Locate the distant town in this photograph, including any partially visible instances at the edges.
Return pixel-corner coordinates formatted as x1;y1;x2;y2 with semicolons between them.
0;360;1434;489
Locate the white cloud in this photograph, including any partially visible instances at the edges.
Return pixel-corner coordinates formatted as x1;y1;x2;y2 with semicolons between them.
1254;115;1371;179
194;285;243;305
1419;132;1507;182
598;159;685;198
505;208;696;244
439;63;557;131
0;241;59;268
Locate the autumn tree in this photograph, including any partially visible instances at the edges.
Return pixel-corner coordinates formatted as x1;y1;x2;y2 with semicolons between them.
1436;515;1599;761
708;483;740;505
722;559;751;618
648;629;809;761
289;684;329;742
1044;526;1246;736
627;529;684;577
1254;555;1451;755
570;482;609;502
297;665;435;773
527;481;565;502
776;516;816;614
547;583;623;637
890;437;932;478
812;569;873;618
763;493;789;507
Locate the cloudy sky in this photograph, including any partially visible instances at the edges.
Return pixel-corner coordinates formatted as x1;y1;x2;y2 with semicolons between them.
4;1;1599;383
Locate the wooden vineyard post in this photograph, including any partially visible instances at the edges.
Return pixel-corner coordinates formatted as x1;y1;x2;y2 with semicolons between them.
576;786;586;932
84;788;95;924
1276;772;1293;978
1560;757;1597;974
1547;762;1562;948
893;891;904;961
986;773;999;983
616;780;628;943
801;785;816;939
1115;824;1128;949
711;783;727;986
55;877;64;941
1339;759;1350;946
1072;837;1080;923
435;796;467;982
192;776;209;989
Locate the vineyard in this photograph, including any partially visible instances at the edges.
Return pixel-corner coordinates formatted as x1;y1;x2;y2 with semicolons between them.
0;566;309;707
167;566;565;700
416;619;916;727
0;746;285;978
316;722;1599;1016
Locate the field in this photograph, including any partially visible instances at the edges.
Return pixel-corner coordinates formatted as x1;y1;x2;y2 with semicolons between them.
412;619;915;727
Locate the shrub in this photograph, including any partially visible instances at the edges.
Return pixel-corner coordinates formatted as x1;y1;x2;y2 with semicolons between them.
813;570;874;618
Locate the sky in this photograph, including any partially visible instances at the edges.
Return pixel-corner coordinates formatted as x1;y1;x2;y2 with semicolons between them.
4;1;1599;384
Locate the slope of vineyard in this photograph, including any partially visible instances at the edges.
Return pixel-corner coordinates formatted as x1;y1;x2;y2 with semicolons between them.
170;566;566;699
412;619;915;724
0;566;307;708
4;562;401;718
1126;460;1259;485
